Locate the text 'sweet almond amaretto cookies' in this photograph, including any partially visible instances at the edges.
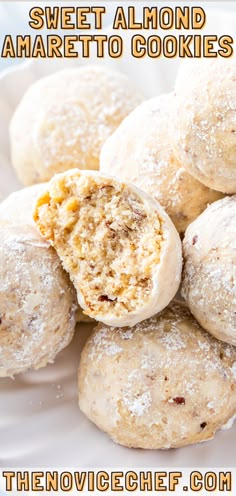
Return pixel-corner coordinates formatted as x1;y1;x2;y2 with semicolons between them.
172;58;236;194
0;224;77;377
10;65;144;186
100;93;223;235
78;302;236;449
181;196;236;345
34;169;182;327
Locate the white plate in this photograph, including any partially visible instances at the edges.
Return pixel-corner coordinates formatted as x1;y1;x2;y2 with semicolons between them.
0;5;236;467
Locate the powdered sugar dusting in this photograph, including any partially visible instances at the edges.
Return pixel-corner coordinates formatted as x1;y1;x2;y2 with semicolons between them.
221;414;236;431
0;224;77;377
121;329;133;340
141;354;157;370
80;301;236;449
182;196;236;345
0;183;46;227
100;92;222;233
123;390;152;417
31;66;143;174
231;362;236;380
89;327;123;360
173;58;236;193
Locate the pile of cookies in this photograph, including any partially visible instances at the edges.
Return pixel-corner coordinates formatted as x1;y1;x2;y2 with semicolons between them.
0;60;235;450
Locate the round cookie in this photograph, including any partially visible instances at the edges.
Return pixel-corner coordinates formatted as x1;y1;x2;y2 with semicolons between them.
0;185;90;324
78;302;236;450
0;224;77;377
172;58;236;193
10;65;144;186
100;93;223;235
181;196;236;345
0;183;46;227
34;169;182;327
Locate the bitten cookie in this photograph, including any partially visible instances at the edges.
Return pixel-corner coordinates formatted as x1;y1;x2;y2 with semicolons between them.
34;169;182;327
172;58;236;194
181;196;236;345
0;224;77;377
10;65;143;186
78;302;236;449
100;94;223;235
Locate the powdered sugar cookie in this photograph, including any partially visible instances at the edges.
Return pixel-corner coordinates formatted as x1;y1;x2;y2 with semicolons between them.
0;183;46;227
10;65;143;186
34;169;182;327
78;301;236;449
0;224;77;377
181;196;236;345
100;93;223;234
0;185;91;325
172;58;236;193
79;303;236;449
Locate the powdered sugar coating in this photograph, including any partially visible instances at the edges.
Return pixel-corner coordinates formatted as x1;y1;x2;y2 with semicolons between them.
0;183;46;227
0;184;90;325
78;302;236;449
172;58;236;193
100;93;223;234
222;414;236;430
10;65;144;186
0;224;77;377
181;196;236;345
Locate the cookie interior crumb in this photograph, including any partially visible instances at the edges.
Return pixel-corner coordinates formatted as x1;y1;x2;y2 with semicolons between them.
35;173;164;319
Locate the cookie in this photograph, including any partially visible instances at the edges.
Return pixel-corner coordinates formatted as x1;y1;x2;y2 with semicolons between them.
0;183;46;227
34;169;182;327
172;58;236;193
78;302;236;449
0;224;77;377
100;94;223;234
0;185;91;324
182;196;236;345
10;65;143;186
